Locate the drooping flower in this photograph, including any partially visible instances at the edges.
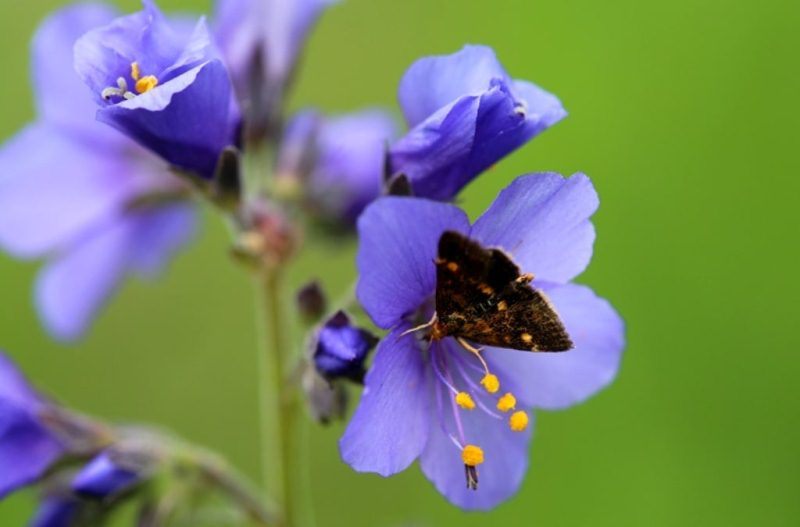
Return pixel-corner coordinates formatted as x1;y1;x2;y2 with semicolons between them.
388;45;567;201
214;0;339;126
0;352;66;498
0;4;197;341
74;0;240;179
340;173;625;509
277;109;397;223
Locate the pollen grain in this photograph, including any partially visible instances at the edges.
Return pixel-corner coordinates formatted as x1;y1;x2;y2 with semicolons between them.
497;392;517;412
455;392;476;410
509;411;529;432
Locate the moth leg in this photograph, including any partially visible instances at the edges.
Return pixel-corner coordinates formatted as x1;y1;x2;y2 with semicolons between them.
399;313;437;338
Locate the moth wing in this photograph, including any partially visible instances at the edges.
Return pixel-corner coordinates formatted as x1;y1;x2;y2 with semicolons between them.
461;283;573;352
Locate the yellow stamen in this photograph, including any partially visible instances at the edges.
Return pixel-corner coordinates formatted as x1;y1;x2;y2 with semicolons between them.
496;393;517;412
455;392;475;410
130;62;141;81
135;75;159;94
509;411;529;432
480;373;500;394
461;445;484;466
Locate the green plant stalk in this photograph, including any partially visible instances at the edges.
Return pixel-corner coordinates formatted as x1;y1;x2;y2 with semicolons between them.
255;266;306;527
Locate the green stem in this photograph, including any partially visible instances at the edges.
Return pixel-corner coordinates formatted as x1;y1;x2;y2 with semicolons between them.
255;268;303;527
195;454;279;527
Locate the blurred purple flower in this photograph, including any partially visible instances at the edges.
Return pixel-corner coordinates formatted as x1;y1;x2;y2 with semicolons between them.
74;0;240;178
0;4;196;341
30;496;78;527
389;45;567;201
214;0;339;114
340;173;624;509
278;109;397;223
0;352;65;499
72;451;141;498
314;311;377;382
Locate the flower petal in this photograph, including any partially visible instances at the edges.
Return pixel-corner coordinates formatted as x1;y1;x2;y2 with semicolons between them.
339;327;430;476
512;79;568;134
312;109;397;222
97;60;237;178
0;125;146;259
389;94;481;201
36;204;195;341
0;352;41;408
489;283;625;410
470;173;598;284
356;197;470;329
420;342;533;510
398;45;509;128
215;0;339;88
30;497;79;527
31;3;119;138
0;401;63;499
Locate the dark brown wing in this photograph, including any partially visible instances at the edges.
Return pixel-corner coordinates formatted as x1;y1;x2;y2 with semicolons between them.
435;231;572;352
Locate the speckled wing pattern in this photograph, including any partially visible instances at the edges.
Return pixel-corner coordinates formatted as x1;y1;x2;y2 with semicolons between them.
435;231;573;352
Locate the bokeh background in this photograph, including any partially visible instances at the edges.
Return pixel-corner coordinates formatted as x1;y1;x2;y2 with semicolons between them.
1;0;799;525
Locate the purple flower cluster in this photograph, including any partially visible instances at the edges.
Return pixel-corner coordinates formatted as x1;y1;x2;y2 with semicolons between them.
0;0;626;516
0;351;148;525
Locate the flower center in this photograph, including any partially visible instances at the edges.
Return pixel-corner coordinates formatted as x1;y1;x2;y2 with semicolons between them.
430;340;529;491
101;62;159;102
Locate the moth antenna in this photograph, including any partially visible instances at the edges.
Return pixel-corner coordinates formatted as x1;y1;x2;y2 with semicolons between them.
399;313;437;338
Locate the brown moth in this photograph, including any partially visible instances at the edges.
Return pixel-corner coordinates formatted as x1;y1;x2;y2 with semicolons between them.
429;231;572;352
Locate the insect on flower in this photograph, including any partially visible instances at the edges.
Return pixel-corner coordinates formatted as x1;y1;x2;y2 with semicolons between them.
341;173;625;509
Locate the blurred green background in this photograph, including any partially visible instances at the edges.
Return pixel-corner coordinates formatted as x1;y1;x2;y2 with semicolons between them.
1;0;799;525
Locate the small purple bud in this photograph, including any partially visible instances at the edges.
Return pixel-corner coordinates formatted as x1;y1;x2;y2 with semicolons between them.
313;311;377;382
30;496;78;527
72;451;141;499
297;281;327;322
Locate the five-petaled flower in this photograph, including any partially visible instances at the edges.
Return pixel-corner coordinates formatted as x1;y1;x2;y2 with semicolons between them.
0;4;196;341
388;45;567;201
341;173;625;509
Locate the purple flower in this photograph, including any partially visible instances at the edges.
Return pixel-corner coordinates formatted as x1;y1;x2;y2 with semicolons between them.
72;451;141;498
0;4;196;341
74;0;240;178
214;0;339;112
278;109;397;223
389;45;567;201
30;496;78;527
0;352;65;498
340;173;624;509
314;311;377;382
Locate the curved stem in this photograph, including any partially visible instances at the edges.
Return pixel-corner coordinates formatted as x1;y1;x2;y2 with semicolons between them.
196;454;279;527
